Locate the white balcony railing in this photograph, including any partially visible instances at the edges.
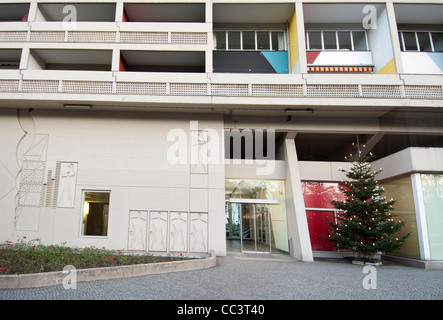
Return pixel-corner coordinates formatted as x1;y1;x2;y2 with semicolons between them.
0;30;208;44
1;76;442;100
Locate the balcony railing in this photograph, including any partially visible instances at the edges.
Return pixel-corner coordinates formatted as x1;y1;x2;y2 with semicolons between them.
0;30;208;44
0;77;442;100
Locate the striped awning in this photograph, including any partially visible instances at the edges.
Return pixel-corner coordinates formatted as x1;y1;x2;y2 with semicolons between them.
307;66;374;72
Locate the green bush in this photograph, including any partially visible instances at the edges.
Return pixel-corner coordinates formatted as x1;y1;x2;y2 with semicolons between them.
0;237;188;275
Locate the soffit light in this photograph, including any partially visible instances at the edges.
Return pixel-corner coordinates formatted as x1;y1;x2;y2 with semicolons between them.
63;104;92;110
285;108;314;114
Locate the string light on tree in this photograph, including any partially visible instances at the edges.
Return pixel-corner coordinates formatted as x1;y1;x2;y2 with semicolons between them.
326;140;410;264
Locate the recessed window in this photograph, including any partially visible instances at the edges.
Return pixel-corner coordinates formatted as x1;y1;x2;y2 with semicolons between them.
306;30;368;51
323;31;337;49
271;32;285;51
399;31;443;52
257;32;270;50
215;31;227;50
352;31;368;51
214;31;286;51
228;31;241;49
242;31;255;50
431;32;443;52
338;32;352;50
307;32;322;50
81;191;110;237
417;32;432;51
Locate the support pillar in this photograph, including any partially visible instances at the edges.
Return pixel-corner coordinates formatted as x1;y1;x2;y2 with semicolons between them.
284;135;313;261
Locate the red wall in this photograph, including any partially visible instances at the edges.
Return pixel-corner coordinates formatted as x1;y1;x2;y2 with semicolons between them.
302;183;347;251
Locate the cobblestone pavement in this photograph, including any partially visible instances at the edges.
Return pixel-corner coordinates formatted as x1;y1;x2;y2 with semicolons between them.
1;253;442;300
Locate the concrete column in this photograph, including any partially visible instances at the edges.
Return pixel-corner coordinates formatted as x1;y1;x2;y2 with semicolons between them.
284;135;313;261
295;2;307;74
115;2;124;22
205;0;213;74
385;2;404;74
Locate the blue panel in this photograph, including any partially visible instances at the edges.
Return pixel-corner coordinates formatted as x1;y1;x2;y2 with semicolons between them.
428;53;443;72
261;51;289;74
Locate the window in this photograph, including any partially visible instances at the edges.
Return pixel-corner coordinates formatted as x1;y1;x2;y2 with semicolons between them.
306;30;368;51
257;32;270;50
242;31;255;49
352;31;368;51
307;32;322;50
323;31;337;49
399;31;443;52
338;32;352;50
431;32;443;52
215;31;226;50
214;31;285;51
81;191;110;237
228;31;241;49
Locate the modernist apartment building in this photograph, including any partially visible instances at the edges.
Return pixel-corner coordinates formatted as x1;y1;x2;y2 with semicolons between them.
0;0;442;265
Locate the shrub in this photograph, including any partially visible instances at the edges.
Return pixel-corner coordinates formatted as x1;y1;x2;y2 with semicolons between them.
0;237;187;275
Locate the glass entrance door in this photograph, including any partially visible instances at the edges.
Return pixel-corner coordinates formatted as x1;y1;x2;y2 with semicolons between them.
227;200;276;253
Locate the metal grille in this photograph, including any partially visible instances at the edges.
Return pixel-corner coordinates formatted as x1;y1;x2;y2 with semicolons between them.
170;83;207;95
404;85;443;99
171;32;207;44
307;85;360;97
62;81;113;94
361;85;402;98
120;32;168;44
21;80;59;93
0;80;20;92
0;31;28;42
67;31;116;43
211;83;249;96
29;31;65;42
252;84;303;97
116;82;167;95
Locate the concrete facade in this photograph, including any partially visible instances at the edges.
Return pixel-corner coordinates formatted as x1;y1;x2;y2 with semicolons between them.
0;0;442;263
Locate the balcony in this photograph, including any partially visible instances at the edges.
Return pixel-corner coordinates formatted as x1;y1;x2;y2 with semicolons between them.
212;3;292;74
395;4;443;75
303;3;390;74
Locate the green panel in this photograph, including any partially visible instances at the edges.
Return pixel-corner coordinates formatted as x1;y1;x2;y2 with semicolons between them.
421;174;443;260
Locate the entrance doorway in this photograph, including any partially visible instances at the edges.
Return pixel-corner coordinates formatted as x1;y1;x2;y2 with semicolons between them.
226;199;279;253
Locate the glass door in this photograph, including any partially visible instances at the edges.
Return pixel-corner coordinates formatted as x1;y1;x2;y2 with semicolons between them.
255;204;271;253
241;203;257;252
226;202;242;252
227;199;278;254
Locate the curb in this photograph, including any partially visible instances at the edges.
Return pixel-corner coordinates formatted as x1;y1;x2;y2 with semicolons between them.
0;251;216;289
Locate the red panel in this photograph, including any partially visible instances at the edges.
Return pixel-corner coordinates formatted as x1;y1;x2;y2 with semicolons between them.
306;51;321;64
306;210;337;251
302;182;346;209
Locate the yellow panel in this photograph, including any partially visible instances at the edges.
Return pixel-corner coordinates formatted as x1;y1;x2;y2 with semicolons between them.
381;176;420;259
377;57;396;74
288;9;298;73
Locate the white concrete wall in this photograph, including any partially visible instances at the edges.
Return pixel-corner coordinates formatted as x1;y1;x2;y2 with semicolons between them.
0;109;226;255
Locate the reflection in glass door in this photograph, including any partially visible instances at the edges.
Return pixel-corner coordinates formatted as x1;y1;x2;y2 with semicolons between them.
226;202;241;252
241;203;257;252
255;204;271;253
226;200;277;253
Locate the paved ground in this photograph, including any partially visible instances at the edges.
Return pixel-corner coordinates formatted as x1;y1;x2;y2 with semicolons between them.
1;253;442;300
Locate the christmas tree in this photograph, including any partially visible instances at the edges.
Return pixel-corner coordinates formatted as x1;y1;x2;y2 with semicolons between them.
327;142;410;262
